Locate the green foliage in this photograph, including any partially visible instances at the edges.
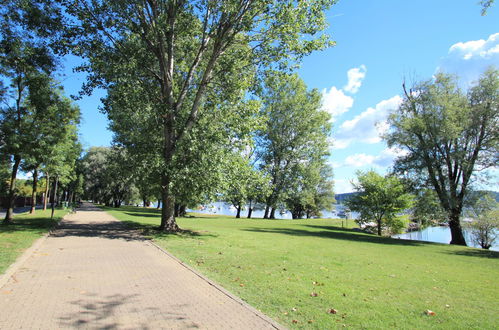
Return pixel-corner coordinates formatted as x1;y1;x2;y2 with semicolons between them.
258;72;333;218
411;189;447;227
80;146;138;207
386;68;499;245
58;0;336;230
346;171;413;236
468;209;499;249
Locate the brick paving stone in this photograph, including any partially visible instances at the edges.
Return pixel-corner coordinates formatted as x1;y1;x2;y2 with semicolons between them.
0;203;282;329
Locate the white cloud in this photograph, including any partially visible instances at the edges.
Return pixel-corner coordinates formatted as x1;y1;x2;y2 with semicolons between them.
335;147;409;170
333;95;402;149
321;86;354;121
344;153;375;167
343;65;367;94
334;179;354;194
449;33;499;60
438;33;499;86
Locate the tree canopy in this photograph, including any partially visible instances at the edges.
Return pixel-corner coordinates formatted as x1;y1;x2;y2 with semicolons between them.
386;68;498;245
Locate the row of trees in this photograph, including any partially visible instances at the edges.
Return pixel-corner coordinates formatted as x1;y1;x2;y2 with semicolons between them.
0;1;83;222
80;72;335;221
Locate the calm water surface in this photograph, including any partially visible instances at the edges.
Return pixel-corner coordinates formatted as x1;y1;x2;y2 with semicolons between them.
393;226;499;251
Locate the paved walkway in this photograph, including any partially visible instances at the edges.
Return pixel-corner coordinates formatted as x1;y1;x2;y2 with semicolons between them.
0;203;280;329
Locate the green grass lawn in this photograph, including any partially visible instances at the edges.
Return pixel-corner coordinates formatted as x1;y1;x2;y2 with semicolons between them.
105;206;499;329
0;209;69;275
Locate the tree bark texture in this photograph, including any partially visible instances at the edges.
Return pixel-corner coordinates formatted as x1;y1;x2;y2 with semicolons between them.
159;174;179;232
448;211;467;245
43;173;50;211
3;155;21;224
30;168;38;214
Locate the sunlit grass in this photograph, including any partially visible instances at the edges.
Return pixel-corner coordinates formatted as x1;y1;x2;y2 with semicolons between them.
106;206;499;329
0;209;69;274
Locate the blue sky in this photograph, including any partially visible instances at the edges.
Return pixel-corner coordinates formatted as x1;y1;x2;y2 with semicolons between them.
63;0;498;193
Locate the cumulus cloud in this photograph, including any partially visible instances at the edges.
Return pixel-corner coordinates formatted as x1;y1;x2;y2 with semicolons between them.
438;33;499;85
333;95;402;149
321;65;367;122
321;86;354;121
336;147;408;169
343;65;367;94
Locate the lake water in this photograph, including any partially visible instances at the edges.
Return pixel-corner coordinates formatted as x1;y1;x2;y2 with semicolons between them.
393;226;499;251
186;201;358;219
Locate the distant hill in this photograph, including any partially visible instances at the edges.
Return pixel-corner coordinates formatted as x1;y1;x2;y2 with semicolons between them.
335;191;498;204
334;192;358;204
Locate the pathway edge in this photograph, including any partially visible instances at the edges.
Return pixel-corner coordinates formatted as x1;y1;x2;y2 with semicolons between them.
146;239;285;330
0;211;67;289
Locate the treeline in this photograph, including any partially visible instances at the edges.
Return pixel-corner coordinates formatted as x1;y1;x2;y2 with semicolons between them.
80;72;335;220
0;2;82;223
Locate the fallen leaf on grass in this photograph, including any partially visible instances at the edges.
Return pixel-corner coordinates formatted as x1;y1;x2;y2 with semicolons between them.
424;310;436;316
239;283;245;287
308;320;314;324
291;307;297;312
292;320;298;324
310;292;318;297
327;308;338;314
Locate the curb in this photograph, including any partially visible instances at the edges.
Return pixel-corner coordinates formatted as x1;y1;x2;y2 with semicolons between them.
0;210;70;290
147;239;286;330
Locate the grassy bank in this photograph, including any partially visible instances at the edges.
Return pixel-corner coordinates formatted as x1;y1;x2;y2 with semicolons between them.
0;209;69;275
105;206;499;329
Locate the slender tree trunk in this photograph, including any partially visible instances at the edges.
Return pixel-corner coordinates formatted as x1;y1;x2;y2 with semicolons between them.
157;197;161;209
236;204;241;218
159;174;179;232
43;172;50;211
263;205;270;219
448;210;467;245
377;218;382;236
269;208;276;219
51;177;58;219
3;155;21;224
143;197;147;207
247;200;253;219
30;168;39;214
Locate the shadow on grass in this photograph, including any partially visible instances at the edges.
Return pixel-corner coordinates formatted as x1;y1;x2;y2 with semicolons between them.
0;216;57;233
242;225;426;247
122;220;218;240
124;212;161;218
443;249;499;259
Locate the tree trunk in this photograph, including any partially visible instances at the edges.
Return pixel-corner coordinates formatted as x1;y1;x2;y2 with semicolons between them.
236;204;241;218
269;208;276;219
377;218;382;236
3;155;21;224
247;200;253;219
157;197;161;209
159;174;179;232
143;198;147;207
448;210;467;245
30;168;39;214
263;205;270;219
51;177;58;219
43;173;50;211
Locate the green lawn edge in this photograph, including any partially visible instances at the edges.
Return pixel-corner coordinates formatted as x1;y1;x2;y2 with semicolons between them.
0;208;70;275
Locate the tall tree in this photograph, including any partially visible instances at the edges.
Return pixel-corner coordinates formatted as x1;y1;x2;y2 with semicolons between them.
386;69;498;245
257;73;332;218
59;0;336;231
